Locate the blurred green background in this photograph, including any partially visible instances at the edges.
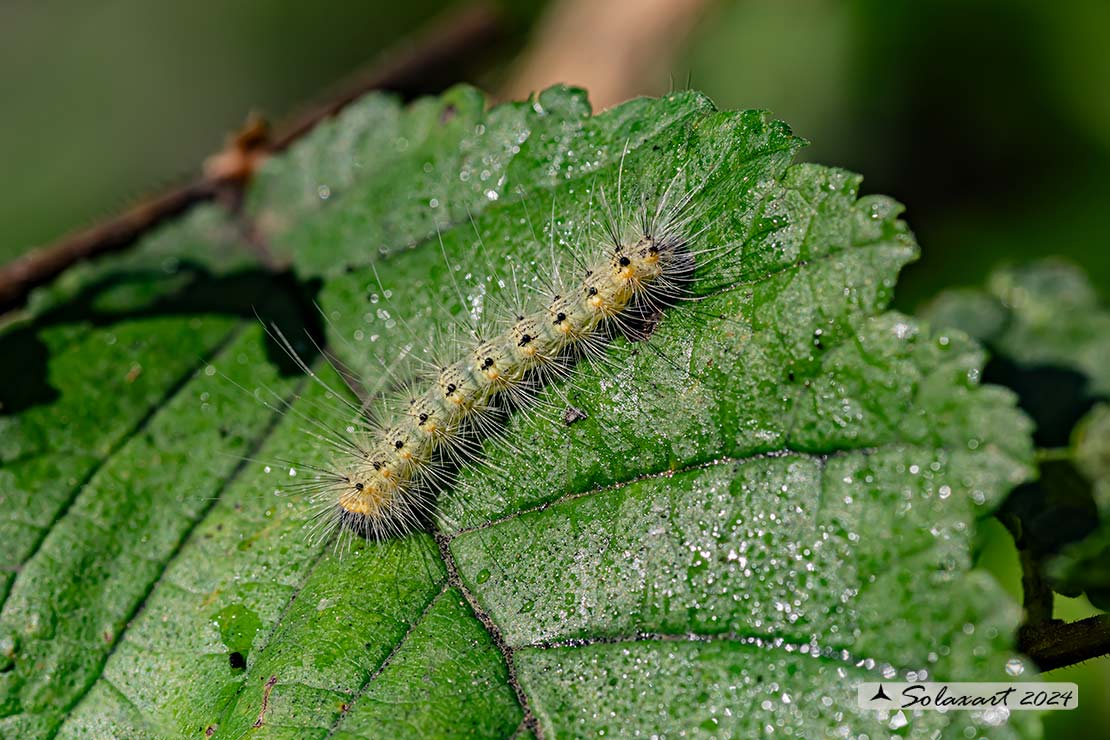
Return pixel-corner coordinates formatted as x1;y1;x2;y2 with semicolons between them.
2;0;1106;734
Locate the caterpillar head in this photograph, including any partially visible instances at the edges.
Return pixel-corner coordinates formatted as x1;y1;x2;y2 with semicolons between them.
335;459;397;520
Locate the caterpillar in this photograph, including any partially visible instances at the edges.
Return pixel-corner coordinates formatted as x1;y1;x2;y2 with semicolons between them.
278;162;718;545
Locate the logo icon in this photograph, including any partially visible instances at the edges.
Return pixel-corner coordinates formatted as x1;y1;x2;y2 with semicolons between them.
869;684;892;702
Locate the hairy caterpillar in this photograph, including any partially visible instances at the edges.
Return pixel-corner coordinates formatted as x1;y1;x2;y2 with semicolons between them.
276;159;722;545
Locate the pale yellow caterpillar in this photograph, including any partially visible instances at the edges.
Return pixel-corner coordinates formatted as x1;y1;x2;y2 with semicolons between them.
280;165;714;544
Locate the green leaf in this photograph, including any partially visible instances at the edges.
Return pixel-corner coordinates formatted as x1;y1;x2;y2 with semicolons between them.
1;86;1038;739
923;260;1110;608
923;260;1110;401
1049;403;1110;609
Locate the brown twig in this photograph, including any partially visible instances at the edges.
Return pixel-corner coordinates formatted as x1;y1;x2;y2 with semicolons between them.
1002;510;1110;671
267;1;501;153
1020;614;1110;673
0;1;501;313
1018;543;1056;627
0;180;222;313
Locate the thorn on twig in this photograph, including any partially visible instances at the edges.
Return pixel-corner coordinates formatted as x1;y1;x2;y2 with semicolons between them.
203;114;273;186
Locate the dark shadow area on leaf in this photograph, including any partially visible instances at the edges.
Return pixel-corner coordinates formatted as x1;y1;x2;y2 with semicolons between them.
0;262;323;416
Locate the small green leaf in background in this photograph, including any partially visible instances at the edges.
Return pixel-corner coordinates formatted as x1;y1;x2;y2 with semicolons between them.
1;86;1041;738
1051;403;1110;608
924;260;1110;609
